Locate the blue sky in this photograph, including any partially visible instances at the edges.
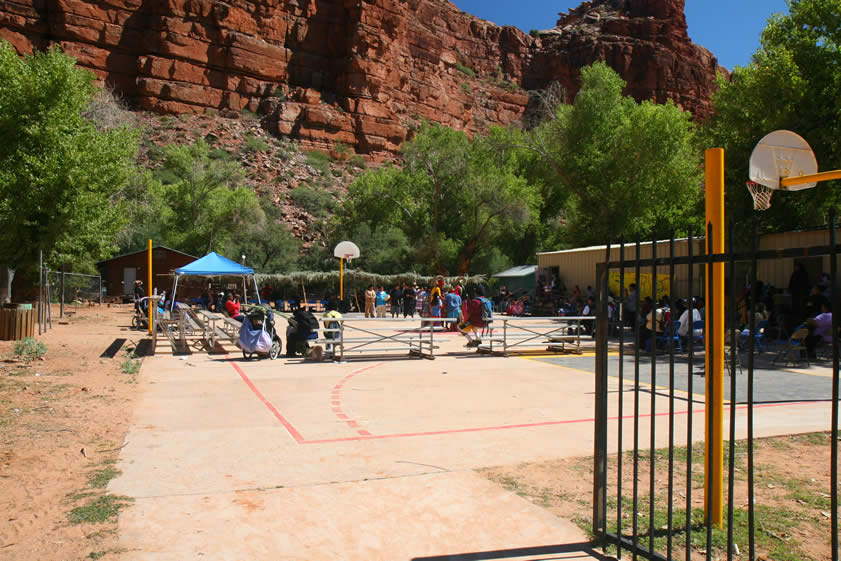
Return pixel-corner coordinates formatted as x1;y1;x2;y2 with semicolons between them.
450;1;789;70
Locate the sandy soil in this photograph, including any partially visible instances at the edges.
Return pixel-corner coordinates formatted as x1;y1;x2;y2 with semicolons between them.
0;304;143;561
481;432;835;560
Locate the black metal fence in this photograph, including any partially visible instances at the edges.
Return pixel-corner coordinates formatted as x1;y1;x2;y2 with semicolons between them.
592;214;839;560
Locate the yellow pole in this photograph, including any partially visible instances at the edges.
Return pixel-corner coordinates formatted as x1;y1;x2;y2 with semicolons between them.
704;148;725;527
147;239;153;335
339;257;344;300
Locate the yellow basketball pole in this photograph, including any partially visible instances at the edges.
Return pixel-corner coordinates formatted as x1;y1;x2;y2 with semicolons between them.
339;257;344;300
704;148;725;527
147;239;153;336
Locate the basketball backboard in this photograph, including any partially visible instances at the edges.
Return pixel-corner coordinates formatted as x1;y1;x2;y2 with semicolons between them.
333;241;360;261
749;130;818;191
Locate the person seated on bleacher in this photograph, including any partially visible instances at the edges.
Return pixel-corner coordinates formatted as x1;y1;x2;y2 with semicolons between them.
286;304;320;357
805;302;833;360
225;292;244;321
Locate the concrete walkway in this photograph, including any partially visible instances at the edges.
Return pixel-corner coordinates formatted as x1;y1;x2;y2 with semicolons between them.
111;325;832;560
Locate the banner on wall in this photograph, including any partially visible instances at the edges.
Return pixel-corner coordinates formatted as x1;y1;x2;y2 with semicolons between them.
609;272;671;300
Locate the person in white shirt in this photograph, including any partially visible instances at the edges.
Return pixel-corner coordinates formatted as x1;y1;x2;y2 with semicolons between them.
677;299;702;339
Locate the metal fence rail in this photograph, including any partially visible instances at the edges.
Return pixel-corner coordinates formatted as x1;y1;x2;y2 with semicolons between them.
592;214;840;560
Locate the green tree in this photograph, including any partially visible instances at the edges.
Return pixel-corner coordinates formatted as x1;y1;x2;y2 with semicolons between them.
226;195;300;273
339;124;540;275
703;0;841;232
520;62;703;245
147;140;261;256
0;42;138;298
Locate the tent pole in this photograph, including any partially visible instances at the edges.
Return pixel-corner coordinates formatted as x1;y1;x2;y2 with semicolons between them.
171;275;179;311
253;276;261;305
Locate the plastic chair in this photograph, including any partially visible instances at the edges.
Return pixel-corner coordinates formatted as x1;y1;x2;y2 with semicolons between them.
654;321;682;353
772;325;810;367
691;320;705;346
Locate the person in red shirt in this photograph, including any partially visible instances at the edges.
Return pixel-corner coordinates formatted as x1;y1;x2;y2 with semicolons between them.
457;286;489;348
225;292;243;320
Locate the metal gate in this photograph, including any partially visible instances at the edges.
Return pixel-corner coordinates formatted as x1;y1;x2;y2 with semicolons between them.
592;216;840;560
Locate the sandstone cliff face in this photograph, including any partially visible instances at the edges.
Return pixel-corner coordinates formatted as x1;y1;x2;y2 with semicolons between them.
0;0;725;158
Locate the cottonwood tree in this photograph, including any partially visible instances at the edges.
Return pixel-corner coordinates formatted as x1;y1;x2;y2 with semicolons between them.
339;123;540;275
0;42;138;299
518;62;703;246
703;0;841;231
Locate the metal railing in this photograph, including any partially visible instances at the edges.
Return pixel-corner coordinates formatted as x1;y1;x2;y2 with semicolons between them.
592;214;840;560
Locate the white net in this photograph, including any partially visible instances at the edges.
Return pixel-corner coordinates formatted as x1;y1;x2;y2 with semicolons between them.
746;181;774;211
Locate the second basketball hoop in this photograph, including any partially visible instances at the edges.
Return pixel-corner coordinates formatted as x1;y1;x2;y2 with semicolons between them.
747;130;818;210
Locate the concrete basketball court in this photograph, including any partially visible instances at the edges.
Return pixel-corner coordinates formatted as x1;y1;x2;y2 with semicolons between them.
110;324;833;560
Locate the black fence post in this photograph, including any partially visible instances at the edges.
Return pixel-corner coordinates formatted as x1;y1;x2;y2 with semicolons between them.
593;258;610;544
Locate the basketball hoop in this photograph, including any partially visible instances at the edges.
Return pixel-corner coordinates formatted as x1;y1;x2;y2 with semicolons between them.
343;253;354;265
746;180;774;211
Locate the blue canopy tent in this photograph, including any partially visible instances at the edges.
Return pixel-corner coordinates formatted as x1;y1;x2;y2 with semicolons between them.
170;252;261;310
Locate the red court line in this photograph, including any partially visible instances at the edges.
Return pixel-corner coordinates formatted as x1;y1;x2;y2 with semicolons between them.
229;359;821;445
330;363;384;436
228;358;305;444
299;401;818;445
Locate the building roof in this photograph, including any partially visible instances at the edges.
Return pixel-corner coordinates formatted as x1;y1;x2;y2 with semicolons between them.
97;246;196;265
493;265;537;278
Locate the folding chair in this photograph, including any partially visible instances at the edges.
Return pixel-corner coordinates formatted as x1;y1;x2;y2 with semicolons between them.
653;320;682;353
691;320;705;347
772;326;810;367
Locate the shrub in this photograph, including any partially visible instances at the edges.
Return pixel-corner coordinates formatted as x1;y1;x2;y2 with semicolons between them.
455;62;475;77
348;154;367;170
14;337;47;362
241;136;271;155
289;185;336;217
529;29;540;38
460;82;472;94
305;149;331;175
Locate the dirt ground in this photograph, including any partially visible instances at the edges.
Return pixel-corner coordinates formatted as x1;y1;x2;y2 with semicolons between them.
482;432;836;561
0;304;142;561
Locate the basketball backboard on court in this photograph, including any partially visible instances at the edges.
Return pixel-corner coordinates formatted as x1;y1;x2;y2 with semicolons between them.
749;130;818;191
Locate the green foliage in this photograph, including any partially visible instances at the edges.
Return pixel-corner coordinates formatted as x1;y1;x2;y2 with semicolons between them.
289;185;336;218
240;135;271;155
521;62;702;245
13;337;47;362
703;0;841;235
347;154;367;170
529;29;540;38
67;494;134;524
0;41;138;276
120;140;260;256
226;195;300;273
460;83;472;94
305;149;332;175
338;123;540;274
455;62;476;77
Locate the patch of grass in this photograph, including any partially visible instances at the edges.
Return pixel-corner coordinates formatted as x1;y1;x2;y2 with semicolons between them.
788;431;830;446
88;465;121;489
347;154;367;170
120;358;140;375
460;82;471;94
67;494;134;524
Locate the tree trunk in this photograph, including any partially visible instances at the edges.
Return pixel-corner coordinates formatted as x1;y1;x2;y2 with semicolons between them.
0;266;14;303
456;239;478;276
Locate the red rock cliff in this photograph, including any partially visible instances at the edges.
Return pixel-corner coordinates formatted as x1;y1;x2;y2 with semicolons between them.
0;0;724;158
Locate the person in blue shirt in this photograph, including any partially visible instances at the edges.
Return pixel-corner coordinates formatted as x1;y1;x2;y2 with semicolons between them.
444;287;462;331
375;285;389;318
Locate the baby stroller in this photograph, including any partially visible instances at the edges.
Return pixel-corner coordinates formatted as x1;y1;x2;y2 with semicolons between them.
238;306;282;360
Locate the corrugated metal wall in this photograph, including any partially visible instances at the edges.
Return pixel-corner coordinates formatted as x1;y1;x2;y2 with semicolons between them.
537;238;706;300
537;227;839;300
